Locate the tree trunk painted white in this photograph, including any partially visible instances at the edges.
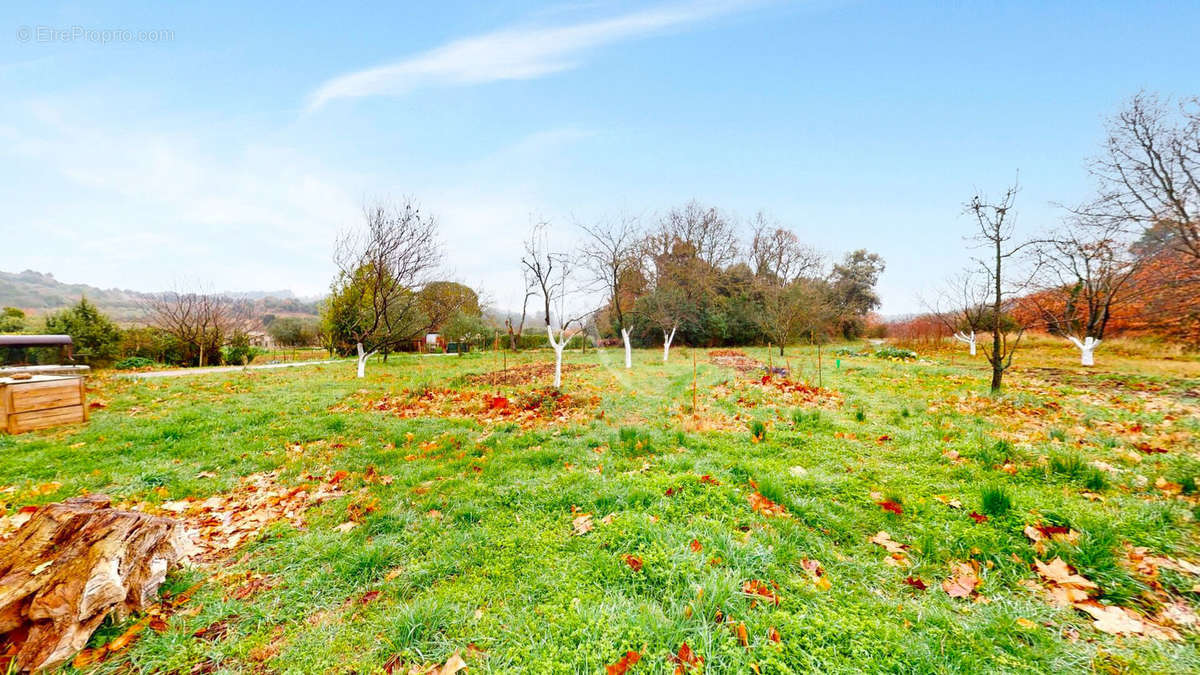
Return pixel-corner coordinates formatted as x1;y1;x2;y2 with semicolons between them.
547;325;564;388
621;328;632;369
1068;336;1100;366
662;324;677;362
953;330;977;356
355;342;375;378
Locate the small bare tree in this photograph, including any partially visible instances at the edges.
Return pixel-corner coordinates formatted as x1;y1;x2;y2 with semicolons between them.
145;289;250;367
1028;218;1146;365
522;222;590;388
754;278;832;357
505;269;536;351
928;272;991;356
1079;92;1199;264
332;199;441;377
965;180;1037;393
579;215;643;369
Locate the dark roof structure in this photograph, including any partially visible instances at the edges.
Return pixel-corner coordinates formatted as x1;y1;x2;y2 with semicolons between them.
0;335;73;347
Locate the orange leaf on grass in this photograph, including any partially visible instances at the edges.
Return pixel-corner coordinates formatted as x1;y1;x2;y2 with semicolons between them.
690;539;702;553
623;554;644;572
736;622;749;648
968;511;988;523
606;650;641;675
670;642;703;673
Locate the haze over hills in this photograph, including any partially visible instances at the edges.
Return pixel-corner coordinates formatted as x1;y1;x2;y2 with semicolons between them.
0;270;321;323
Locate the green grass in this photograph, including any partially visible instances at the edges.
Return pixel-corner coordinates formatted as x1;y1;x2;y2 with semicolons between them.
1;342;1199;673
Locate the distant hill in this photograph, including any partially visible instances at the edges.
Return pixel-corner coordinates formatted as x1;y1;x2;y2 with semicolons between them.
0;270;320;323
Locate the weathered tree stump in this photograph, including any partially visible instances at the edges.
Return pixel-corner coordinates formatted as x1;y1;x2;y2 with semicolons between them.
0;495;190;671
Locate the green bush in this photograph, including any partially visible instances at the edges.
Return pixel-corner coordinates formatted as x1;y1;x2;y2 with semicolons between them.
873;347;917;360
43;297;121;365
114;356;157;370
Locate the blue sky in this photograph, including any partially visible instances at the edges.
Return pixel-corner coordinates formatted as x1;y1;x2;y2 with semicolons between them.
2;1;1197;314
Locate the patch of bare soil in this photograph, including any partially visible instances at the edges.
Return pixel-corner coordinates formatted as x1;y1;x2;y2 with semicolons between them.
465;362;595;387
708;349;762;373
363;387;599;428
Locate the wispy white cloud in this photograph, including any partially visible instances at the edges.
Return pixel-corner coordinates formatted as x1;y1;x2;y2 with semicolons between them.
307;0;757;110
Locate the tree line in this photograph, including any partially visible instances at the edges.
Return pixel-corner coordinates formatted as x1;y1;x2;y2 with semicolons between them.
324;197;887;380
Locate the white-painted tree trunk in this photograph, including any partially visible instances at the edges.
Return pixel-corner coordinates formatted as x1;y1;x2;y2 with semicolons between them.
547;325;564;388
662;324;677;362
1068;336;1100;366
621;328;632;369
953;330;976;356
355;342;375;378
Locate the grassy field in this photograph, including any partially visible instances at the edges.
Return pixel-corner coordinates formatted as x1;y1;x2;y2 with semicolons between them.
2;338;1199;673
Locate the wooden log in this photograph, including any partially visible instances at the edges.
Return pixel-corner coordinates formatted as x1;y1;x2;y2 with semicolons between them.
0;495;190;672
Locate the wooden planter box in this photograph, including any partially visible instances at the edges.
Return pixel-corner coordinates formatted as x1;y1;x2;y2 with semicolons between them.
0;375;87;434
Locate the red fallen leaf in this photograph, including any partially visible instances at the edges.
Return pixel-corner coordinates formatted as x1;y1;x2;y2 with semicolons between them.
968;511;989;524
330;470;350;484
193;617;237;641
761;375;771;384
1134;441;1167;454
903;576;928;590
670;642;703;672
690;539;702;553
665;487;676;497
876;435;892;442
1032;524;1071;538
877;500;903;515
768;626;782;643
18;505;38;514
623;554;644;572
700;474;720;485
606;650;641;675
359;590;382;605
148;616;169;632
488;396;510;410
89;400;107;409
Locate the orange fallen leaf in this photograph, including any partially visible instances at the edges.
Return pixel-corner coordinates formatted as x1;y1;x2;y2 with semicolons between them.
606;650;641;675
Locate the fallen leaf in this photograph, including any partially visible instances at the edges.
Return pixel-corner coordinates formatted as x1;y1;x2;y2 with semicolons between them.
968;511;988;524
606;650;641;675
623;554;644;572
736;621;749;647
933;495;963;509
877;500;903;515
690;539;702;553
942;561;980;599
572;513;594;536
670;642;703;673
903;576;927;590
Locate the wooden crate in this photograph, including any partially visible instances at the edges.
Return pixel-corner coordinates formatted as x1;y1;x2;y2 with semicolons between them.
0;375;87;434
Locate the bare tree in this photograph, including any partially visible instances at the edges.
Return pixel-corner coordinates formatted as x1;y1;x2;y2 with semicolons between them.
505;269;536;351
928;272;991;356
144;289;251;367
1080;92;1200;264
579;215;643;369
332;199;442;377
965;180;1037;393
748;213;824;284
521;222;590;388
754;278;832;357
1028;217;1146;365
